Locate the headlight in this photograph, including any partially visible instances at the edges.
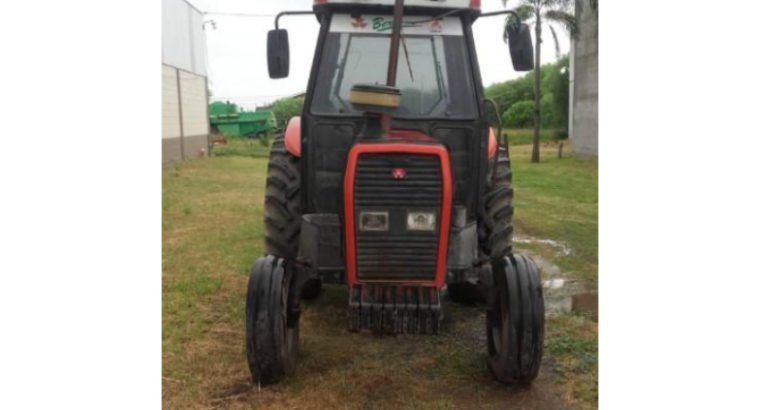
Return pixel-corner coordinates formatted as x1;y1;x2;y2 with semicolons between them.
359;211;389;231
407;212;436;231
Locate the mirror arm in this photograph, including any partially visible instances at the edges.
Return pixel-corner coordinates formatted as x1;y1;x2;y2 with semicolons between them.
275;11;315;30
484;98;508;185
478;10;522;26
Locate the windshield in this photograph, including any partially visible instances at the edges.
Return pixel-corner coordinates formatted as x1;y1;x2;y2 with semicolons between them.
311;14;477;118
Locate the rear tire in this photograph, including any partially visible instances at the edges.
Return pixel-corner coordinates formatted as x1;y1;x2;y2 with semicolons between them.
300;278;322;301
265;135;301;259
263;136;321;300
446;282;483;305
481;146;514;258
245;255;299;385
486;254;544;384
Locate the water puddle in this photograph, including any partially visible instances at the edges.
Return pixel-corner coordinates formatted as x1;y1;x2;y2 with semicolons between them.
513;236;572;256
543;278;566;289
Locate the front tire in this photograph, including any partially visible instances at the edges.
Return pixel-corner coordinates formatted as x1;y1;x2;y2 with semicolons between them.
486;254;544;384
245;255;299;385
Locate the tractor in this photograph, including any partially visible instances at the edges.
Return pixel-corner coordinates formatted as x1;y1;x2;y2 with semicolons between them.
246;0;545;386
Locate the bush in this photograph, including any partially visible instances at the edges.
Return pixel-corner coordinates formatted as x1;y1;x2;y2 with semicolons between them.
502;100;534;128
258;134;271;147
540;92;555;127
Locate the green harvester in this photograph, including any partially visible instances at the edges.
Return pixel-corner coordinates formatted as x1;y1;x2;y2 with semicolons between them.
209;101;277;138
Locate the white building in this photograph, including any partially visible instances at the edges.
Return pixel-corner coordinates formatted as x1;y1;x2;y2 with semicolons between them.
162;0;210;166
569;0;598;157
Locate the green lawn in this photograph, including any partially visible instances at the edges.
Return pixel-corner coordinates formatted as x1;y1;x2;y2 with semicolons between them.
162;139;597;409
501;127;566;146
510;142;598;285
209;136;273;158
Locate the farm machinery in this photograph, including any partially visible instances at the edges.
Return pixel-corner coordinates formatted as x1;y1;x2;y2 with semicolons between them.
246;0;545;386
209;101;277;138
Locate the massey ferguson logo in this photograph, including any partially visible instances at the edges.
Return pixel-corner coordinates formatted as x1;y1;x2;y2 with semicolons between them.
351;16;367;28
392;168;406;179
430;19;443;33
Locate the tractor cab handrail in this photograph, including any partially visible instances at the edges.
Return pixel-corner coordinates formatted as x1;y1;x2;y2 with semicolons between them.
274;8;522;30
275;11;315;30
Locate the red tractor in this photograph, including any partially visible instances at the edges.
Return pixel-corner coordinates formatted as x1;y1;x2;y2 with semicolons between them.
246;0;544;386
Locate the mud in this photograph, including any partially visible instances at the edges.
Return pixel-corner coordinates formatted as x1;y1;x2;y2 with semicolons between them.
572;292;598;322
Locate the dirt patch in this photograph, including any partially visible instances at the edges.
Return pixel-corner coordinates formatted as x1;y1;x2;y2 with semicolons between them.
164;285;574;409
572;292;598;322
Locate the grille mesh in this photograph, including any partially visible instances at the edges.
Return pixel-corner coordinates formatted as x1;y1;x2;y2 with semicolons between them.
354;154;442;281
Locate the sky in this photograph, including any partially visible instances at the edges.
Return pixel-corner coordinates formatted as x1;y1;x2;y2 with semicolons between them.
190;0;570;110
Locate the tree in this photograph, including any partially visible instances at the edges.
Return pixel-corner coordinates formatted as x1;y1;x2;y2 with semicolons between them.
503;0;576;163
502;100;534;127
271;97;305;129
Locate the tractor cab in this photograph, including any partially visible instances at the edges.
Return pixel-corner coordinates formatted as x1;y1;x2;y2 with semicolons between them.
245;0;545;388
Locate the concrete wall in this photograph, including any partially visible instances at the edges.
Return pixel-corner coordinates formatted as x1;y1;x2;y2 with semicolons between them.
570;1;598;157
162;0;209;167
162;64;209;167
179;70;208;137
162;65;181;140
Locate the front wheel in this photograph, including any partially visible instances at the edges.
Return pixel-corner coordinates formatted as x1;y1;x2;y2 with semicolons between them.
485;254;544;384
245;255;299;385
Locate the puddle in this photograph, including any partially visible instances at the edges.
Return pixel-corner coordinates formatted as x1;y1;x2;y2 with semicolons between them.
543;278;566;289
513;236;572;256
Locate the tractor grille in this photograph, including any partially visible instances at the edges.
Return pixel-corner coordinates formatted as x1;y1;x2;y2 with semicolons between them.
354;154;442;282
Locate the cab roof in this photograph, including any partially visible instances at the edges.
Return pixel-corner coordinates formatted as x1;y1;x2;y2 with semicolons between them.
313;0;480;11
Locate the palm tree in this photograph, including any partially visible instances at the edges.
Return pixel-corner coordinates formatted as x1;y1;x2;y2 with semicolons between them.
502;0;576;163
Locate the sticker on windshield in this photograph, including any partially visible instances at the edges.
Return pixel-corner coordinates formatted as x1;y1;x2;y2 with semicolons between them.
331;14;463;36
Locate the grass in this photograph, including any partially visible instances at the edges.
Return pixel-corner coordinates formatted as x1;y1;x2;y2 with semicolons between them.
210;136;273;158
545;314;598;407
162;138;597;409
510;141;598;285
501;127;566;146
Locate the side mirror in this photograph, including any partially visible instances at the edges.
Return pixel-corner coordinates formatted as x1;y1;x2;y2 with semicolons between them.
507;23;534;71
267;29;290;79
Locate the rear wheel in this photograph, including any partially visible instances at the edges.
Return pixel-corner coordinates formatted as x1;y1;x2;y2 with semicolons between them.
265;135;301;259
481;146;514;258
486;254;544;384
245;255;299;385
446;281;483;305
449;146;513;304
264;136;321;299
300;277;322;300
